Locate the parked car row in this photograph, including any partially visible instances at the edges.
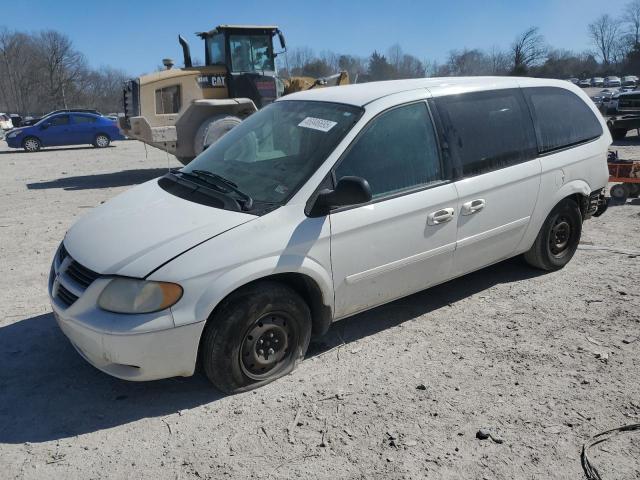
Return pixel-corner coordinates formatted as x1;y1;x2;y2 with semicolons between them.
570;76;631;88
3;110;125;151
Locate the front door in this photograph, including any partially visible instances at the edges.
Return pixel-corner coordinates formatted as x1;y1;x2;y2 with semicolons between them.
39;114;73;146
329;101;459;319
431;89;541;276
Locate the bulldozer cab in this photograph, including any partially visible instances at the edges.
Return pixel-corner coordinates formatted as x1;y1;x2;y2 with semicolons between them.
195;25;286;108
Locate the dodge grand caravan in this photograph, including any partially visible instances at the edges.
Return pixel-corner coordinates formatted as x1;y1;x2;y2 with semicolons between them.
50;77;610;393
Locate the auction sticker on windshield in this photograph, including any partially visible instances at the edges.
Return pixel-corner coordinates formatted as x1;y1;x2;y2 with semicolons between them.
298;117;337;132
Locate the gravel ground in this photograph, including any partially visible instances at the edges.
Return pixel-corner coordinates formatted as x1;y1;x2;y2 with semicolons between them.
0;138;638;480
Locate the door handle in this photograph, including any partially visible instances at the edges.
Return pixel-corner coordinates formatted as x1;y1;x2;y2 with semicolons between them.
461;199;485;215
427;208;455;225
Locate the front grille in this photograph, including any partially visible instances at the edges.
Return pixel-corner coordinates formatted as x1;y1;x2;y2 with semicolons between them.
57;284;79;307
51;243;100;308
66;261;99;289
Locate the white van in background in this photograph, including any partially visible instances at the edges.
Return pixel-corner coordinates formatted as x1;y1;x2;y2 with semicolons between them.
49;77;611;393
0;113;14;131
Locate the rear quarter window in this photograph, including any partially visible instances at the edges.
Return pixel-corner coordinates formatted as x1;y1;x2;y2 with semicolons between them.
433;88;537;178
523;87;603;153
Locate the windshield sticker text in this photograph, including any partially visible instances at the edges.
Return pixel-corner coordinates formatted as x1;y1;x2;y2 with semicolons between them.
298;117;337;132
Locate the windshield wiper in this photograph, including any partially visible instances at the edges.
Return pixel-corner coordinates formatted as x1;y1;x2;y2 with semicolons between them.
179;169;253;211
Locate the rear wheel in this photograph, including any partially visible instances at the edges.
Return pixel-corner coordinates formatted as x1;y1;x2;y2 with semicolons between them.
610;184;629;203
201;281;312;394
193;114;242;156
23;137;41;152
524;199;582;271
93;134;110;148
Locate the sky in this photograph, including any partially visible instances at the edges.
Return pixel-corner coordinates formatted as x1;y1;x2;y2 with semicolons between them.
0;0;631;75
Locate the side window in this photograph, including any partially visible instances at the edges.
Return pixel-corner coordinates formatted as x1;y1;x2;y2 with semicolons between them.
434;89;537;177
49;115;70;127
523;87;603;153
73;115;96;124
155;85;181;114
334;102;442;199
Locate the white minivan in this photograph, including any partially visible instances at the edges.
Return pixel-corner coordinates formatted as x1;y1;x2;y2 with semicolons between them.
50;77;610;393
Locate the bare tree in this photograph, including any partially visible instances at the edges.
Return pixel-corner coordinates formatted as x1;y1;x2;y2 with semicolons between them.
623;0;640;46
34;30;88;109
489;46;510;75
588;15;621;66
510;27;547;74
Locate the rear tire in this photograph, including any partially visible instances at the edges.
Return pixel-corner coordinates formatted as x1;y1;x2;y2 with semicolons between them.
610;183;629;203
93;134;110;148
193;115;242;156
524;199;582;271
23;137;41;152
201;281;312;394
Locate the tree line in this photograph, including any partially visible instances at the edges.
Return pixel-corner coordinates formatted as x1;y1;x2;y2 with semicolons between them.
3;1;640;117
0;27;127;116
281;0;640;82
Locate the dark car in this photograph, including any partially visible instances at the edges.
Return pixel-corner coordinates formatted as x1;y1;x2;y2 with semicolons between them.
4;112;124;152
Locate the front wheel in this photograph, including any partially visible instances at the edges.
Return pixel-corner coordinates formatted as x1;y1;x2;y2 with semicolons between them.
93;134;110;148
201;281;312;394
524;199;582;271
23;137;41;152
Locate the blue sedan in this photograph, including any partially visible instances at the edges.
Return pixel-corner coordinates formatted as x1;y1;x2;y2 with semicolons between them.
4;112;125;152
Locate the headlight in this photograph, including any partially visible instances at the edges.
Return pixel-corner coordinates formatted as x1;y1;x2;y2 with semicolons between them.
7;131;21;139
98;278;183;314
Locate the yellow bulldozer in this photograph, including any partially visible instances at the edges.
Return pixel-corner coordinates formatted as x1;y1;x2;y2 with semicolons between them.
119;24;349;164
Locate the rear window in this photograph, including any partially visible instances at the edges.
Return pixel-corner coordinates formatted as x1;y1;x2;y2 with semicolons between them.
73;115;97;124
523;87;603;153
433;89;537;177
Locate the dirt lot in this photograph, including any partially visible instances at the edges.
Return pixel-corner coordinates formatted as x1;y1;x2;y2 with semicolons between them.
0;138;639;480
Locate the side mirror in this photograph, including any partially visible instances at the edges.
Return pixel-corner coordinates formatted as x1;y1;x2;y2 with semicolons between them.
40;123;50;130
309;176;372;217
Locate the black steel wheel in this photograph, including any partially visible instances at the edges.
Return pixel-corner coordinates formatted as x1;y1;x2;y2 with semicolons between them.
524;198;582;271
240;312;297;380
201;281;312;394
548;215;572;258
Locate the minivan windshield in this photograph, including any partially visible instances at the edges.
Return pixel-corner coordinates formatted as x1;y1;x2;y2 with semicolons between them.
182;101;363;205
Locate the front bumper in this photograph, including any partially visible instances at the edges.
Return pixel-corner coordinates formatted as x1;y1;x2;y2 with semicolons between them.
52;306;204;381
49;248;204;381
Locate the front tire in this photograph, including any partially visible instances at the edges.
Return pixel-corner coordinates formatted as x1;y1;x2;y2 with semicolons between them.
201;281;312;394
524;199;582;271
23;137;41;152
93;134;111;148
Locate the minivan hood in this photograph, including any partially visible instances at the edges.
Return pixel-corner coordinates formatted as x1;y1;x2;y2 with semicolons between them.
63;179;256;277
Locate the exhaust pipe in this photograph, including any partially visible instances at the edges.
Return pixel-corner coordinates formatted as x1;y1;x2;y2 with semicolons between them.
179;35;192;68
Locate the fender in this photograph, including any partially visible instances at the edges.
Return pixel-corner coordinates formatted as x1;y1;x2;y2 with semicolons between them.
164;254;334;330
516;178;592;253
